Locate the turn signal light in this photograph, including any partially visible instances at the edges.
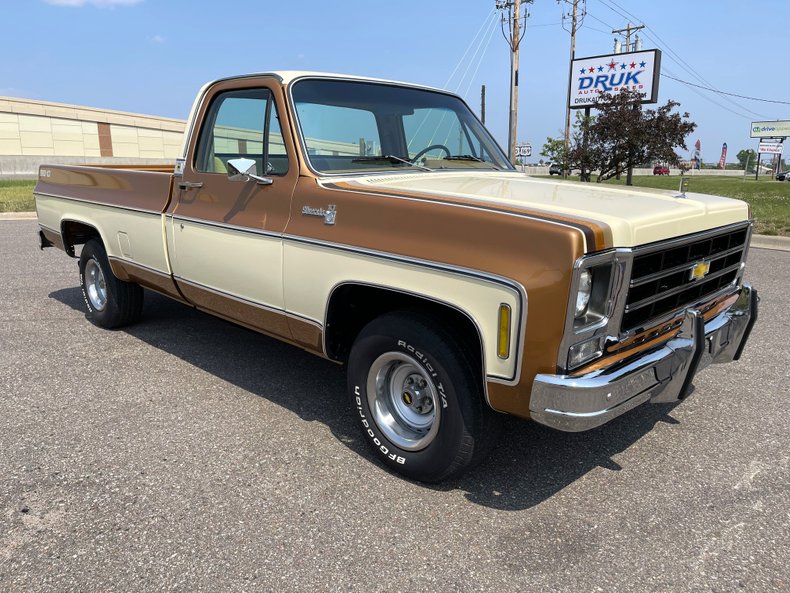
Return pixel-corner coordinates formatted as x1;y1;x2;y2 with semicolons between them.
498;304;511;359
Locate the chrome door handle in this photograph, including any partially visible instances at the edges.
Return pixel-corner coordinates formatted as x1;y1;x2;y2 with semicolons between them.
178;181;204;190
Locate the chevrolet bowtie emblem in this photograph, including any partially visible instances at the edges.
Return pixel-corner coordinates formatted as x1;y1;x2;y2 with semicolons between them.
690;261;711;281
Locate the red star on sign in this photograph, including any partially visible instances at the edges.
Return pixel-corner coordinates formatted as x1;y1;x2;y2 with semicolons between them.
588;66;595;73
630;62;636;68
608;61;617;70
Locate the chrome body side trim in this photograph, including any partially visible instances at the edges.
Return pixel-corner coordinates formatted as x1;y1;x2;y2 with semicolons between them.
174;275;322;329
107;255;169;278
530;283;758;432
34;191;162;216
169;214;282;239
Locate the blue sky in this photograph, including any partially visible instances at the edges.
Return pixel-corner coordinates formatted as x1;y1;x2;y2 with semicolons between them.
2;0;788;163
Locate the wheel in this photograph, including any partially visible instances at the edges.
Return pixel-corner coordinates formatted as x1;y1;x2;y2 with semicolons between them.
410;144;451;163
79;239;143;329
347;312;500;482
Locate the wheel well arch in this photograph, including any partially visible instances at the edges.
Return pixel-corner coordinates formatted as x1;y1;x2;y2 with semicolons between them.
324;282;485;374
60;219;103;257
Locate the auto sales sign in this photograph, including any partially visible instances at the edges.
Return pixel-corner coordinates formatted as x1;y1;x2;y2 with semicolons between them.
569;49;661;109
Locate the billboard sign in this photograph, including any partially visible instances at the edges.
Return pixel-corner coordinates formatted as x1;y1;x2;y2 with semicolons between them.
758;142;784;155
569;49;661;109
751;121;790;138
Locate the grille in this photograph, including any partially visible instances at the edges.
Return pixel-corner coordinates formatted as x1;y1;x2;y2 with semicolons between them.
621;225;749;332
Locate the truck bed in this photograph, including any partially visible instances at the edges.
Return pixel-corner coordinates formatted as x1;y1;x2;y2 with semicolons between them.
34;164;174;215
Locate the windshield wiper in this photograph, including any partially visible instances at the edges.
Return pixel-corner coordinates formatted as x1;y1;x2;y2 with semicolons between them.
441;155;499;169
351;154;432;172
444;154;484;162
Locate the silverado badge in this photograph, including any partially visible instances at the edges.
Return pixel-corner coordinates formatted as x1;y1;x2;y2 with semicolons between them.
302;204;337;225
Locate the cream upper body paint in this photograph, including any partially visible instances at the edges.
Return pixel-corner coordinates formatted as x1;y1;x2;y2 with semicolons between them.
350;171;750;250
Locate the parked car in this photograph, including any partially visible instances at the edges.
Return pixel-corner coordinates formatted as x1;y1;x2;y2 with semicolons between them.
549;163;563;175
776;170;790;181
34;70;758;483
653;165;670;175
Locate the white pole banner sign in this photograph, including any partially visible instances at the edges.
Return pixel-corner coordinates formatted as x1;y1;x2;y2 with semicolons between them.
569;49;662;109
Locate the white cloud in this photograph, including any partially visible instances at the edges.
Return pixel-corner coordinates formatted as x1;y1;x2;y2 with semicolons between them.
151;34;166;44
44;0;143;7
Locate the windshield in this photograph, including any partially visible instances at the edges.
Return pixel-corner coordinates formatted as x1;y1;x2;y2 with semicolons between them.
291;79;513;174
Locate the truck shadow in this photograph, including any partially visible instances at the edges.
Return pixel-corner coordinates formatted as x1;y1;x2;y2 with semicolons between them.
50;287;681;512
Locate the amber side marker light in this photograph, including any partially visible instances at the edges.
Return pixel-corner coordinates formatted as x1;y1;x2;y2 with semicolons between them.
497;304;511;359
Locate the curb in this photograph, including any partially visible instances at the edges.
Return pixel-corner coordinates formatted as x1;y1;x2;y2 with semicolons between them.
2;212;789;252
0;211;36;220
751;234;790;252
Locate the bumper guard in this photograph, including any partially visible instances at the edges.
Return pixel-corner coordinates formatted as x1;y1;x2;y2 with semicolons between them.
529;283;758;432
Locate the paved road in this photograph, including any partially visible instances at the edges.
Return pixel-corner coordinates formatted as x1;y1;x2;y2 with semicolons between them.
1;219;787;593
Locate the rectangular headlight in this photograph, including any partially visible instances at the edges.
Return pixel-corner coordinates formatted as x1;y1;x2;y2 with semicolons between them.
573;263;614;329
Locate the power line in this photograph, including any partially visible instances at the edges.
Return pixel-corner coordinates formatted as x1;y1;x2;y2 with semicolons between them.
661;66;752;121
585;5;766;120
661;74;790;107
460;15;499;99
594;0;769;119
443;10;497;89
452;13;498;94
584;10;614;29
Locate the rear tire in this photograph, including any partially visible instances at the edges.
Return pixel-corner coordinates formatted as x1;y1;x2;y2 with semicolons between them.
79;239;143;329
347;312;500;482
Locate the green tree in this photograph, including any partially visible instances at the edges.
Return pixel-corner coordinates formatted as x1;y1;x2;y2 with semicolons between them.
568;90;697;184
540;136;568;168
736;149;756;171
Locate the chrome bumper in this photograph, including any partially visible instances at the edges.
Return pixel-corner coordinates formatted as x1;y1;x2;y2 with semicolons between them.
529;284;758;432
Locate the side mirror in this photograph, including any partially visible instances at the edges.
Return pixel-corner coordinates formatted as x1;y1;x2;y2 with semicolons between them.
226;158;273;186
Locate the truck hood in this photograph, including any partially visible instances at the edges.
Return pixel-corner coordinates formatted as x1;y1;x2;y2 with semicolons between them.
335;171;750;251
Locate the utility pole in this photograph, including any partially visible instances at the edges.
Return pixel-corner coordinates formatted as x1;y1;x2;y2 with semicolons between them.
481;84;486;125
613;21;645;186
497;0;532;164
612;22;644;53
561;0;585;178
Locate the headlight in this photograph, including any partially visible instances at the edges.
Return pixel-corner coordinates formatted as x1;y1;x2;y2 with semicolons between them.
575;269;592;317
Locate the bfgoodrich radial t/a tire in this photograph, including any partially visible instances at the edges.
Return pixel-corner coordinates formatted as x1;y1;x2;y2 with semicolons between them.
347;312;499;482
79;239;143;329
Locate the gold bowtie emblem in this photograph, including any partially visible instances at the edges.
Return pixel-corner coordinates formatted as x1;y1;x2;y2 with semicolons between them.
690;261;710;281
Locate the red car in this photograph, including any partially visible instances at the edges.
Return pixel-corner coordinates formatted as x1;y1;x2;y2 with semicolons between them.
653;165;670;175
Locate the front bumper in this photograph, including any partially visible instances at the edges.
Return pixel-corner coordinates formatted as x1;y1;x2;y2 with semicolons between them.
529;283;758;432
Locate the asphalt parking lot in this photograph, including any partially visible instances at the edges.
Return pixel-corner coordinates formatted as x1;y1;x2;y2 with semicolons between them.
1;218;788;593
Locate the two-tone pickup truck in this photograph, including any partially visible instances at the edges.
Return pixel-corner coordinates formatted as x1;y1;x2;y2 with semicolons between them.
35;71;758;482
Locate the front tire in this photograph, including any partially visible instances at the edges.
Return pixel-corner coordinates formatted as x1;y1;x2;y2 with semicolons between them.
79;239;143;329
347;312;499;482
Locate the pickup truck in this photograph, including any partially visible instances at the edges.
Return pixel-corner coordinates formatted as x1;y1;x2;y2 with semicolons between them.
35;71;758;482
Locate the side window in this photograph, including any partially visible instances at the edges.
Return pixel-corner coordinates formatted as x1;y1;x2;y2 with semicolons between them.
195;88;289;175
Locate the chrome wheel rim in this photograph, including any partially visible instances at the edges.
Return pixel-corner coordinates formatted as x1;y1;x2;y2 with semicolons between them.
366;352;440;451
84;258;107;311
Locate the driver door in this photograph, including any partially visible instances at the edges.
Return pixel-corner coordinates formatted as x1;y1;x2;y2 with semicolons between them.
168;82;297;337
